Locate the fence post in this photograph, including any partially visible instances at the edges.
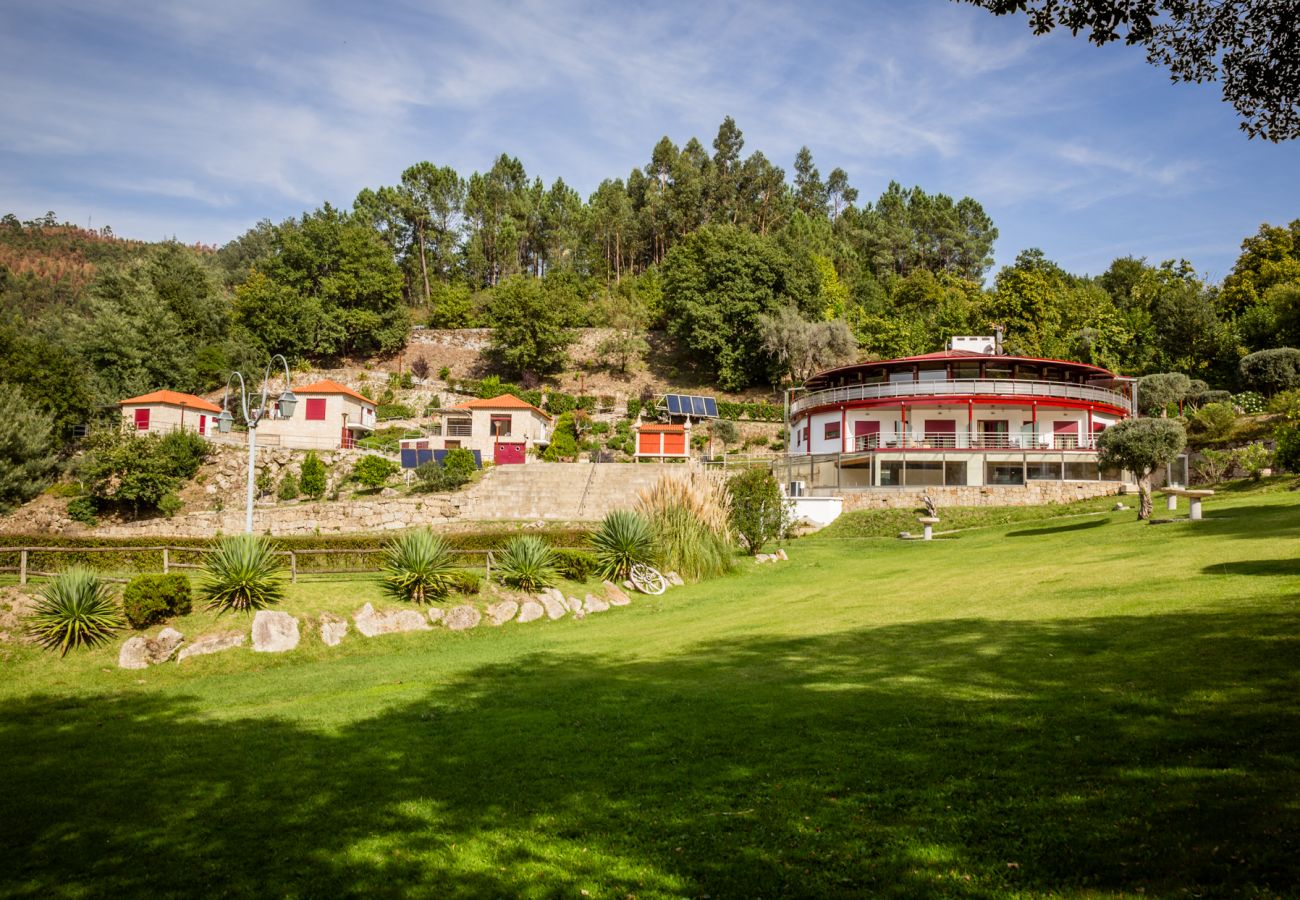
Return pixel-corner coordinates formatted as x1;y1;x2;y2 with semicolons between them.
290;551;297;584
485;550;492;583
19;549;27;585
162;548;170;574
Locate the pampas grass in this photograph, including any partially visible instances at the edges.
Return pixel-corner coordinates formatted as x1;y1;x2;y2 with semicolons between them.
635;469;735;582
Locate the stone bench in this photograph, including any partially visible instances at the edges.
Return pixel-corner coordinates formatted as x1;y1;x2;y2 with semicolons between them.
1158;488;1214;520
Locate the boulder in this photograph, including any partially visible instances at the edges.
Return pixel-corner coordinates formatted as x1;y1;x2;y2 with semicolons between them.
252;611;299;653
443;605;481;631
177;631;245;662
583;592;610;613
151;627;185;662
427;607;444;624
544;587;569;611
118;636;150;670
776;548;788;561
319;613;348;647
516;600;545;623
622;579;637;592
603;580;631;606
538;592;567;620
486;600;519;626
567;596;583;614
353;603;432;637
665;571;685;586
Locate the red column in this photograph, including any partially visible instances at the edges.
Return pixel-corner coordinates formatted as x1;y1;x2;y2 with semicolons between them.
841;406;848;453
968;400;973;447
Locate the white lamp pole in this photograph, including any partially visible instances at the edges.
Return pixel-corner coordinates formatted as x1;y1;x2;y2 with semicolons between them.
215;355;298;534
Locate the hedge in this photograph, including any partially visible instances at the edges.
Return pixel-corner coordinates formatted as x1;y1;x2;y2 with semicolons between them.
715;400;783;422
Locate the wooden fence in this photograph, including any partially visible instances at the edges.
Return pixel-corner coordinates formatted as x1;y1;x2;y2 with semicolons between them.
0;545;500;585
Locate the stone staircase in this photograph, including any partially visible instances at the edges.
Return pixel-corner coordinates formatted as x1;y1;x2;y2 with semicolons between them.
456;462;697;521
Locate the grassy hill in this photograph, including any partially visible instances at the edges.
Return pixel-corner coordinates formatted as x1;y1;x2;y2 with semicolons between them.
1;486;1297;896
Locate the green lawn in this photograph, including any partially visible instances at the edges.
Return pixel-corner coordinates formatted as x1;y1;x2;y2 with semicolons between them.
1;491;1298;897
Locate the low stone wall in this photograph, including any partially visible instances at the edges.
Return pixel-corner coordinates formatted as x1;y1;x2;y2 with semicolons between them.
92;495;462;537
836;481;1123;512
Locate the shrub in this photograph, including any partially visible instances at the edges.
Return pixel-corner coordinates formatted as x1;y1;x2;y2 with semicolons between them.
1233;391;1266;414
122;573;192;630
200;534;286;613
278;471;300;500
438;365;450;381
299;452;327;499
625;398;642;420
376;402;415;419
1239;348;1300;396
447;569;482;595
412;449;477;493
410;357;430;381
0;382;59;512
1193;448;1235;484
547;392;576;415
381;529;456;604
27;567;123;655
636;470;734;581
552;547;598;581
1136;372;1192;416
710;419;739;447
1189;402;1238;441
1234;442;1273;480
77;428;211;517
543;412;579;461
590;510;656;581
1273;427;1300;472
443;448;477;482
352;455;398;489
495;535;559;591
67;496;98;525
1267;388;1300;422
728;468;788;554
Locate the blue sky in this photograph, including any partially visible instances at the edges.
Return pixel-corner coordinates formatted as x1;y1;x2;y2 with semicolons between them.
1;0;1296;281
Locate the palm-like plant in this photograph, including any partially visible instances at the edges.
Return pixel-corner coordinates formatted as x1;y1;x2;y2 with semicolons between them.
381;528;456;604
27;567;123;656
495;535;560;592
590;509;657;581
200;534;286;613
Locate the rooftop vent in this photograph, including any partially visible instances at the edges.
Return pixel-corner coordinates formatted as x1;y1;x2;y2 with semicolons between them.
948;335;997;355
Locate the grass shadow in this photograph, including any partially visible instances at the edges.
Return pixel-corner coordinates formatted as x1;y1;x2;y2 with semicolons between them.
1;610;1297;897
1006;518;1108;537
1200;558;1300;577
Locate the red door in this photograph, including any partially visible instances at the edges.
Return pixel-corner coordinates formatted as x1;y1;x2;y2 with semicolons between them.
494;441;525;464
853;420;880;450
662;432;686;455
1054;420;1079;449
198;414;206;436
924;419;956;447
134;408;150;431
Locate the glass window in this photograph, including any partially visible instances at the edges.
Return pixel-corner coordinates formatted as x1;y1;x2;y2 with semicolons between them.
879;460;904;486
824;422;841;441
1027;462;1061;480
903;462;944;486
490;415;512;437
985;462;1024;485
1065;461;1099;480
944;461;967;486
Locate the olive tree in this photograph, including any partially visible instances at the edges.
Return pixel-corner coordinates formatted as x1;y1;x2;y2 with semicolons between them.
1239;348;1300;396
1097;418;1187;519
1136;372;1191;416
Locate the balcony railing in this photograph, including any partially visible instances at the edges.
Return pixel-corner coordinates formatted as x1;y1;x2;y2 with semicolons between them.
851;431;1094;452
791;378;1128;416
445;421;473;437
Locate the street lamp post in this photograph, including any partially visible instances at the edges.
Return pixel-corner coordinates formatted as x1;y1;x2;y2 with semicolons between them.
215;355;298;534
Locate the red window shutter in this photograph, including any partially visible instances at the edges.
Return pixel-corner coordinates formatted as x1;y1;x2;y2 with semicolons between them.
134;409;150;431
198;414;206;435
306;398;326;421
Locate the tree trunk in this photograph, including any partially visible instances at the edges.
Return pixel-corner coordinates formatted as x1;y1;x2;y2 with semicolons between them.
416;228;431;306
1138;474;1153;520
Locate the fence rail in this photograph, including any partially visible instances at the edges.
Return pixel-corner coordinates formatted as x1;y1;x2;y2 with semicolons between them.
790;378;1129;416
850;431;1096;451
0;544;547;585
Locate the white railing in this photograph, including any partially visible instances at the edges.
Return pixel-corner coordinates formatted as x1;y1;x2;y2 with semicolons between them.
791;379;1128;416
851;431;1094;451
445;422;473;437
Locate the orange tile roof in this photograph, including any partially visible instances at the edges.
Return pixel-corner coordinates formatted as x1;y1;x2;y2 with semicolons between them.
294;379;374;405
119;390;223;413
638;423;686;433
450;394;552;419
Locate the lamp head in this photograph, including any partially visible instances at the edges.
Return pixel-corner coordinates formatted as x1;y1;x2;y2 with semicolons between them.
276;388;298;419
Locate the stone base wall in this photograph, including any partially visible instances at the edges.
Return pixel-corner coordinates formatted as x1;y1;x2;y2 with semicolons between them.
836;481;1124;512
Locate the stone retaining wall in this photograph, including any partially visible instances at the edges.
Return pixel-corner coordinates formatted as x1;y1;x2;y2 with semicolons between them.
836;480;1124;512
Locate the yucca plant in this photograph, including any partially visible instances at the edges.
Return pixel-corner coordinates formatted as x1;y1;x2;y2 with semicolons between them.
200;534;286;613
381;528;456;604
495;535;560;592
636;471;735;582
27;567;124;656
590;509;657;581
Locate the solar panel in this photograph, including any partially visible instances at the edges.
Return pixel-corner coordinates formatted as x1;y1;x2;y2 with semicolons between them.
690;395;707;416
703;397;718;417
666;394;682;415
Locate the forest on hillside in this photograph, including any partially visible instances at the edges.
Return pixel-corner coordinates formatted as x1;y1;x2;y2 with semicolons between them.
3;118;1300;456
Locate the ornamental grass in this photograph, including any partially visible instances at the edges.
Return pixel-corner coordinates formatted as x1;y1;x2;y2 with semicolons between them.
636;470;735;582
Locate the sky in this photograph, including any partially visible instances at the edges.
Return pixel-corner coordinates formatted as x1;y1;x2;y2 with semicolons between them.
1;0;1296;281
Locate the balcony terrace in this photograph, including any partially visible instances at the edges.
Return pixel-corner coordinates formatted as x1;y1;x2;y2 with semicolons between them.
790;378;1130;417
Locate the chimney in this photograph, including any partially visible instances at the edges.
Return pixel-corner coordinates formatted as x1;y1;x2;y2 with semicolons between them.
993;325;1004;355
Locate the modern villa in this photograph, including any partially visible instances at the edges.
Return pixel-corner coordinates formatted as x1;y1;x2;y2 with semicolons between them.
779;336;1135;491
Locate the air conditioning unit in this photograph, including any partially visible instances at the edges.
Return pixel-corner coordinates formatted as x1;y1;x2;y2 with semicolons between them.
788;481;805;497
